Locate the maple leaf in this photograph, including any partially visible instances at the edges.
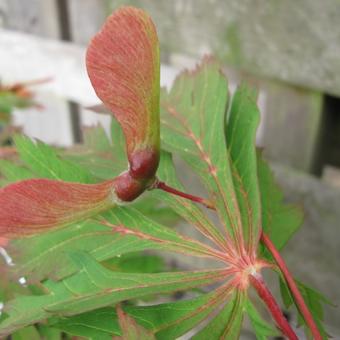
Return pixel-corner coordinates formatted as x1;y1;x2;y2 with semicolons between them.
0;6;327;340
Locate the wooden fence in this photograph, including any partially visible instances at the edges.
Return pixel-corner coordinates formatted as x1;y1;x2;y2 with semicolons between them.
0;0;339;175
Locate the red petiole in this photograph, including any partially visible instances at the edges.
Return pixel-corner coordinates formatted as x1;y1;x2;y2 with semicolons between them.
249;273;298;339
154;180;214;209
261;233;322;340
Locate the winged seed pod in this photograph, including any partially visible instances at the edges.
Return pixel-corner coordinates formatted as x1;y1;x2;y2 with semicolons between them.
86;6;160;179
0;6;160;237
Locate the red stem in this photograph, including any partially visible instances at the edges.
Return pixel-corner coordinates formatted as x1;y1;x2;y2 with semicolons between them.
249;273;298;340
261;233;322;340
155;181;214;209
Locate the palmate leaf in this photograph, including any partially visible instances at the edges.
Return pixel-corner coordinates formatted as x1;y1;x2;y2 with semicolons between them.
11;324;62;340
101;252;165;274
279;277;331;339
0;252;227;337
64;121;127;181
51;285;230;339
0;4;319;338
192;291;245;339
37;326;62;340
245;300;279;339
2;126;237;337
257;150;303;252
8;204;220;282
4;126;178;281
0;55;317;339
150;151;227;251
160;58;260;254
114;304;155;340
226;84;261;254
14;135;94;183
8;220;163;281
11;325;41;340
0;159;35;184
102;206;222;260
5;156;220;281
50;308;120;340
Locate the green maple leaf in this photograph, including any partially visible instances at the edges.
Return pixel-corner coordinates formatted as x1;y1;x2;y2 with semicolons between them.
0;59;327;339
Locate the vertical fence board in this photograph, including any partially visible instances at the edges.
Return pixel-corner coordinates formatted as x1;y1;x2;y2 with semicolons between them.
1;0;59;38
66;0;110;130
67;0;106;45
0;0;74;145
261;82;323;172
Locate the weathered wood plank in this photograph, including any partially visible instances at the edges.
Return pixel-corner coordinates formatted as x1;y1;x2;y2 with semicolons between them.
0;30;180;103
0;18;326;172
260;82;323;172
65;0;109;130
0;29;178;129
0;0;72;145
67;0;106;45
0;0;59;38
106;0;340;97
313;95;340;174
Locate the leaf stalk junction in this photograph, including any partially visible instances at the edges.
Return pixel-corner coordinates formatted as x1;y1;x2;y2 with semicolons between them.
155;180;322;340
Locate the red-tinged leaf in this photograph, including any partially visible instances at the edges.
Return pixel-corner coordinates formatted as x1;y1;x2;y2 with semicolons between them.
86;6;160;174
0;178;117;237
114;304;155;340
